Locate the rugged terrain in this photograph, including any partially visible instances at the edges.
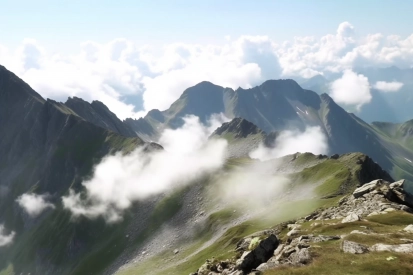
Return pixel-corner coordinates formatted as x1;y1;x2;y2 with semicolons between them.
1;63;413;275
190;178;413;275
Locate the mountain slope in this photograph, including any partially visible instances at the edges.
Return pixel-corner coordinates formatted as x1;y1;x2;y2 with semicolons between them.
65;96;137;137
116;152;393;275
0;65;154;275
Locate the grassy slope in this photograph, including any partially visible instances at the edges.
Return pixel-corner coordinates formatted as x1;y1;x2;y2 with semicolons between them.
370;122;413;189
117;153;366;275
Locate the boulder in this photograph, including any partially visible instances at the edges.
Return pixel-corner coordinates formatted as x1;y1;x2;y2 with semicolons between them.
256;261;279;271
342;213;360;223
341;240;369;254
390;179;405;189
287;228;301;237
404;225;413;233
237;234;279;273
289;248;311;265
353;179;388;198
370;243;413;253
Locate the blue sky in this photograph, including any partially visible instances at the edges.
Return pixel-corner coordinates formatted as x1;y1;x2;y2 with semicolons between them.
2;0;413;52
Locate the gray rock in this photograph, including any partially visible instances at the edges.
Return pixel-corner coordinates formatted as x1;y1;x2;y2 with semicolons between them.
353;180;384;198
273;244;285;257
256;262;279;271
390;179;405;189
341;240;369;254
403;225;413;233
350;230;367;235
342;213;360;223
287;228;301;237
370;243;413;253
289;248;311;265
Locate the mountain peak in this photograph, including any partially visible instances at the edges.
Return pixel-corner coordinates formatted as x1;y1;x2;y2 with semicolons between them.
65;96;137;137
0;64;45;103
212;117;264;138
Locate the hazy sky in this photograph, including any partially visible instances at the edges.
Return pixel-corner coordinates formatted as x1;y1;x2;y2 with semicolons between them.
1;0;412;119
2;0;412;52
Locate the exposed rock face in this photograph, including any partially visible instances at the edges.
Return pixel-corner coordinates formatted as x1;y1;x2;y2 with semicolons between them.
65;97;137;137
309;179;412;221
341;240;369;254
213;118;265;139
236;234;279;273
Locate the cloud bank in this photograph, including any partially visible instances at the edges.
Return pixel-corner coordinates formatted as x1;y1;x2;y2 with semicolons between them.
1;22;412;119
250;126;329;161
329;70;371;110
16;193;55;217
0;225;15;247
373;81;404;92
62;115;228;222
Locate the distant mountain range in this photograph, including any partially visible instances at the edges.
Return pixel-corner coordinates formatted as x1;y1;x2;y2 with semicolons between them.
129;77;413;187
298;66;413;123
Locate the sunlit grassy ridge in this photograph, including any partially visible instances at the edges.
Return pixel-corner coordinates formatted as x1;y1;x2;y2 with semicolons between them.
117;153;369;275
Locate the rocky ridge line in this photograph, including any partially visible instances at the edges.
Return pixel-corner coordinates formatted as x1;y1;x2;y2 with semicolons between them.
190;178;413;275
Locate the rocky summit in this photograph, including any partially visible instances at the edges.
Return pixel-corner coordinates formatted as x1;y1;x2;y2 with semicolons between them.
190;178;413;275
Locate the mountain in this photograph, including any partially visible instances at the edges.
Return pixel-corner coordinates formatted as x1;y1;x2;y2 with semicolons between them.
1;63;413;275
210;118;275;158
299;67;413;123
65;96;137;137
132;79;413;187
0;65;160;275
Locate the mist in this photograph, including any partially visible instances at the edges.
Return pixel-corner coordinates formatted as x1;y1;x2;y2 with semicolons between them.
249;126;329;161
16;193;55;217
62;115;228;222
0;225;15;247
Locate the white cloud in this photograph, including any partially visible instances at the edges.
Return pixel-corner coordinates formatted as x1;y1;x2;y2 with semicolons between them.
1;22;413;119
329;70;371;110
250;126;329;161
16;193;55;217
373;81;404;92
0;225;15;247
62;115;228;222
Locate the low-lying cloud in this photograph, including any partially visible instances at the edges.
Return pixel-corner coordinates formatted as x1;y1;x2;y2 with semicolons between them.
373;81;404;92
0;225;15;247
62;115;228;222
250;126;329;161
16;193;55;217
329;70;371;111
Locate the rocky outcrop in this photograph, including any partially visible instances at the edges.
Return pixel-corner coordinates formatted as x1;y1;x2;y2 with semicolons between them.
341;240;369;254
308;179;412;221
191;178;413;274
236;234;279;273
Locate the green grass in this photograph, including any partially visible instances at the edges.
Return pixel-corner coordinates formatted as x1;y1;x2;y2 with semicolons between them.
0;264;14;275
119;198;337;275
